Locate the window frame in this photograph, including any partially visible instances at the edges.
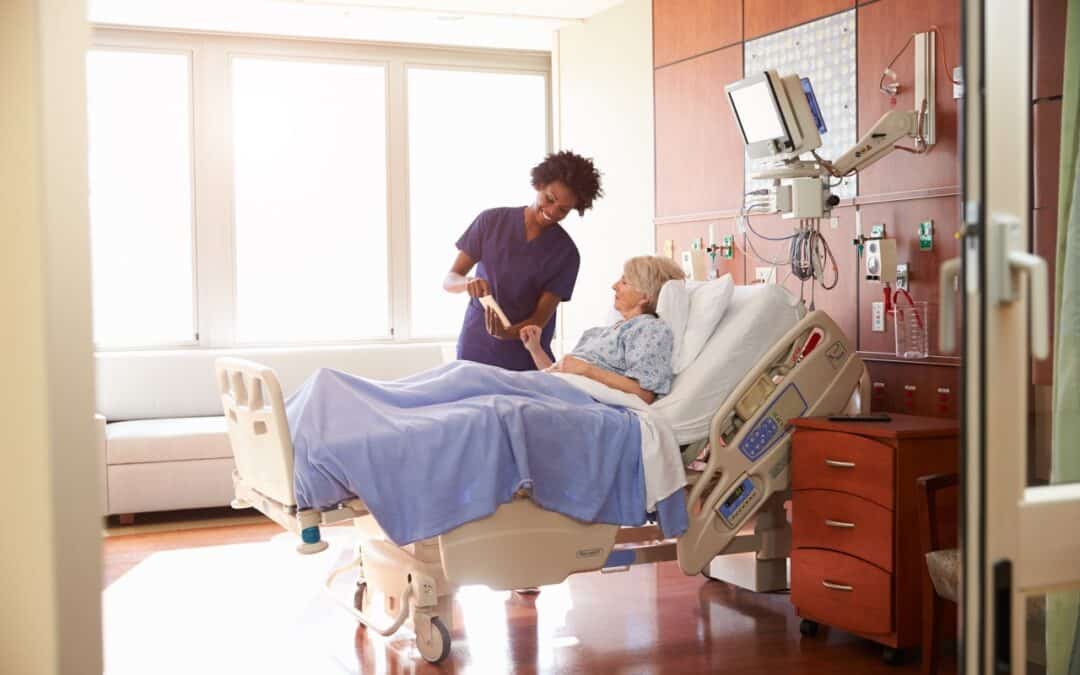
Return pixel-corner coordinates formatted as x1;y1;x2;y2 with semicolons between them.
91;27;551;352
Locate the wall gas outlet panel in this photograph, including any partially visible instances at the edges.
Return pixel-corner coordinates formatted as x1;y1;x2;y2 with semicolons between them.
871;301;886;332
919;220;934;250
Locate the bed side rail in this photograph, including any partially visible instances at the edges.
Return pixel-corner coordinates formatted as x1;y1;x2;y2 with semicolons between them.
677;310;866;574
215;357;297;507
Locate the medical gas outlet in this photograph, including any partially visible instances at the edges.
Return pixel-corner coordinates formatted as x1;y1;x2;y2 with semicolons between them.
865;238;897;283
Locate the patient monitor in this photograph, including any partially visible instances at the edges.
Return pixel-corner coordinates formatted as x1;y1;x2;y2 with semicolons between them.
726;31;936;219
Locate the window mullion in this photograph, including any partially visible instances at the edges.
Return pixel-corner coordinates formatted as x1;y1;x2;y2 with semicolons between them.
387;59;411;341
192;38;236;348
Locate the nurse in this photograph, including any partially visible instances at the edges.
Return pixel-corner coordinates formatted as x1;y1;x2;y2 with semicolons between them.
443;151;603;370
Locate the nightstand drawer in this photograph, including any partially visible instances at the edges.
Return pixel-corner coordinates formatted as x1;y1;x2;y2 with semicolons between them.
791;430;894;508
792;549;893;635
792;489;894;572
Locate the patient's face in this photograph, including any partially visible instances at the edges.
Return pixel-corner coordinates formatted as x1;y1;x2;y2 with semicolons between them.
612;275;646;317
533;180;578;226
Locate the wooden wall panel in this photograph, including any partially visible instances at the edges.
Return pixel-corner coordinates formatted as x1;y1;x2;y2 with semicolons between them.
856;0;962;196
654;46;745;217
744;0;854;40
1033;0;1068;99
865;360;961;418
653;0;742;68
1034;99;1063;212
1033;208;1057;385
655;217;748;284
855;197;962;357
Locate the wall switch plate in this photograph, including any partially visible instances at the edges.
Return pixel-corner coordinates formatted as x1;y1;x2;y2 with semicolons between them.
896;263;909;291
755;266;776;284
919;220;934;250
829;216;840;230
871;301;886;332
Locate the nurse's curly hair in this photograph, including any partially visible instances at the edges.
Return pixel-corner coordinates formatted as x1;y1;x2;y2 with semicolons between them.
530;150;604;216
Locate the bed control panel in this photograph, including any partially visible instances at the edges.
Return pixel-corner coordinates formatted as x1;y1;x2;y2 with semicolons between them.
716;475;759;528
738;384;808;462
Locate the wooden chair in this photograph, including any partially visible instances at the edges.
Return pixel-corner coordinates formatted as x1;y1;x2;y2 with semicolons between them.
917;473;960;675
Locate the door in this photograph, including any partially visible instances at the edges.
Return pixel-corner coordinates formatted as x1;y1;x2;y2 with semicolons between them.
959;0;1080;672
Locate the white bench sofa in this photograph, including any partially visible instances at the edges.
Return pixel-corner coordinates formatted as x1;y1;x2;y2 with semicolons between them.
94;344;453;517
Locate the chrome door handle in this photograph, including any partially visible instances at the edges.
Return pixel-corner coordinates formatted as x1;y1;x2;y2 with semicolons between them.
939;257;961;353
988;215;1050;359
825;519;856;529
822;580;854;592
825;459;856;468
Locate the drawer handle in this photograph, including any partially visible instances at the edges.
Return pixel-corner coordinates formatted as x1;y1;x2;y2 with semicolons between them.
824;459;856;468
825;519;856;529
822;580;854;592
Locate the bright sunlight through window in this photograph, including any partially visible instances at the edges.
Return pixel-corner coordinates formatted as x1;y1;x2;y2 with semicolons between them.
232;57;389;343
86;49;196;347
406;68;548;338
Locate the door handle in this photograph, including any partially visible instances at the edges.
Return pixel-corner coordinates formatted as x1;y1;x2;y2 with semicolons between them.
939;257;961;353
825;519;856;529
989;215;1050;359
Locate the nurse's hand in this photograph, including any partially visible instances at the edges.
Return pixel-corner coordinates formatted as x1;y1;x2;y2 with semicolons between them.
485;307;514;340
551;355;592;376
466;277;490;298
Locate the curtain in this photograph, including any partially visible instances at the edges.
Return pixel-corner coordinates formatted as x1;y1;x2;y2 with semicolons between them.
1048;1;1080;672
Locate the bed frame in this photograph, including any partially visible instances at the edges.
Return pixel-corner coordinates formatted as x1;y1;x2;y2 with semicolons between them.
217;309;868;663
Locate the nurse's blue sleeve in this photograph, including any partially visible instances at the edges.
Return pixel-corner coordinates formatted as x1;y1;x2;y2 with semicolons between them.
546;248;580;301
455;211;487;261
622;319;675;395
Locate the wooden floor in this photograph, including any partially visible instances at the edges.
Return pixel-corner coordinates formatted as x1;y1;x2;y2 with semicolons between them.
102;518;957;675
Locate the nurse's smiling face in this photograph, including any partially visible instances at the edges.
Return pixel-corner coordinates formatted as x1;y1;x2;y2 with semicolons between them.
533;180;579;227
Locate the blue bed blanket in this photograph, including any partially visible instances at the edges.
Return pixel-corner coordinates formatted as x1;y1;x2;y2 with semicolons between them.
286;361;688;545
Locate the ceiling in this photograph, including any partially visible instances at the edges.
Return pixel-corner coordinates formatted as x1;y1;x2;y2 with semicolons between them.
89;0;627;51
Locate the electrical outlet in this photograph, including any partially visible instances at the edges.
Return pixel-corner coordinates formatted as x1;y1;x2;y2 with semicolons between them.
896;263;909;291
829;216;839;230
919;220;934;251
755;266;776;284
871;301;886;332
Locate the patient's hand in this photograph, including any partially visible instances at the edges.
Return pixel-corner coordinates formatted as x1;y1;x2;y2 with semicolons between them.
551;355;592;376
519;325;541;350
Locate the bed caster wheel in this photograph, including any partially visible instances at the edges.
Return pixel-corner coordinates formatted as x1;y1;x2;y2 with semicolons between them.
417;616;451;664
353;583;366;612
881;647;905;665
799;619;819;637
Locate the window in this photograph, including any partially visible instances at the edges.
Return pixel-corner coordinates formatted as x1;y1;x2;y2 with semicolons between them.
88;30;550;349
231;57;389;343
406;68;548;338
86;49;196;347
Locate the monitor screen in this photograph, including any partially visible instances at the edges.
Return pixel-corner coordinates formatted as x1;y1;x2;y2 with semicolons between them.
800;77;828;135
728;79;787;145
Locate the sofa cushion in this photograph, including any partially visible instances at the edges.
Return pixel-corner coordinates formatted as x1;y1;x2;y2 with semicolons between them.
96;343;455;422
106;416;230;464
107;458;236;515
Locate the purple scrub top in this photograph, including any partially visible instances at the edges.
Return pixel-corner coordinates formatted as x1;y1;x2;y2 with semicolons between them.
456;207;580;371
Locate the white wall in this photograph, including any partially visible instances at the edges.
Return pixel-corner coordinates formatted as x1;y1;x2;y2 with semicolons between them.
1;1;103;673
553;0;655;350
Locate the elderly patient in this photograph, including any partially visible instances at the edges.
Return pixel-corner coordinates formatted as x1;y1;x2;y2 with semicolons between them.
519;255;685;404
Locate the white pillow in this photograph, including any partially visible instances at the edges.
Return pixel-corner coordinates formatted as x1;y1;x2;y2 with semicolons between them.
656;280;691;366
659;275;735;374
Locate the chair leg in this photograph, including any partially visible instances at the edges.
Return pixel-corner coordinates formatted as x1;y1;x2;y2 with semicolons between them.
923;591;944;675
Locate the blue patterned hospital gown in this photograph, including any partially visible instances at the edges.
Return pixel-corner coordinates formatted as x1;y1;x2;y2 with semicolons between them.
569;314;675;395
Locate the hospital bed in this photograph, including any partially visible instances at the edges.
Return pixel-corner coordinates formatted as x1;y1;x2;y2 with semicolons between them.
217;285;869;663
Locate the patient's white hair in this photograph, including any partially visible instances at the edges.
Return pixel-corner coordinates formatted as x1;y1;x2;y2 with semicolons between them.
623;255;685;315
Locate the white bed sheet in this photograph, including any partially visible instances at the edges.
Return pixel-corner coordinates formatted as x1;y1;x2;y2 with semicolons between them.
651;284;805;444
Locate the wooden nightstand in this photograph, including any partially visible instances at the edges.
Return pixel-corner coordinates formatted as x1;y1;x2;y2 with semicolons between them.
789;414;959;664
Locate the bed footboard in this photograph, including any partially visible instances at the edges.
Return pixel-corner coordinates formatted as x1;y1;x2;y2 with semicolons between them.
216;357;367;553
